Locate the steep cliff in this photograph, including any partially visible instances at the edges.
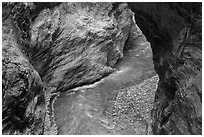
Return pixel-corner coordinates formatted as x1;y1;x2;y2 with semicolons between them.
2;17;45;135
128;2;202;135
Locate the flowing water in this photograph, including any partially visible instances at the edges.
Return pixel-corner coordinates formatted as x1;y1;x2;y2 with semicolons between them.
53;41;159;135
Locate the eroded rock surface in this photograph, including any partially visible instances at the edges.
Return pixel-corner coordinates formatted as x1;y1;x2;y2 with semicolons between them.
152;20;202;135
30;2;133;89
128;2;202;135
2;18;45;135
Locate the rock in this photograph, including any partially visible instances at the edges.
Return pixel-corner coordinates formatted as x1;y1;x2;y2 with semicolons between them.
128;2;202;135
152;19;202;135
2;18;45;134
29;2;134;93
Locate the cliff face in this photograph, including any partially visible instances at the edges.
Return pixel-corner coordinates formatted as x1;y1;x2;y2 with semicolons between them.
128;2;202;135
30;2;133;91
2;19;45;134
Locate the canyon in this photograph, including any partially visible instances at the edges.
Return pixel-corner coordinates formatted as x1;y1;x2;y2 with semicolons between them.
2;2;202;135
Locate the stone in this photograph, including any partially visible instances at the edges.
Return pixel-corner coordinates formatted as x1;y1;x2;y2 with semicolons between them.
29;2;134;93
2;18;45;135
128;2;202;135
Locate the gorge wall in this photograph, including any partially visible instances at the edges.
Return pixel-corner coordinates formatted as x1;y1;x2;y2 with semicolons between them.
128;2;202;135
2;2;202;135
2;16;45;135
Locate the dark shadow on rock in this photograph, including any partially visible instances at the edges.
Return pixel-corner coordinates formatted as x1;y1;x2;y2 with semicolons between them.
128;2;202;135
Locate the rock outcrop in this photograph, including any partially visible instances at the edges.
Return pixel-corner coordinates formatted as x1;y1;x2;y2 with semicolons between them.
2;18;45;134
30;2;133;91
128;2;202;135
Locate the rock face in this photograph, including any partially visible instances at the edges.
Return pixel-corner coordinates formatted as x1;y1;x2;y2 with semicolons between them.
30;2;133;91
2;18;45;134
128;2;202;135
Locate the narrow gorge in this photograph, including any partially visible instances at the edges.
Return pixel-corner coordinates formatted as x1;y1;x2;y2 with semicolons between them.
2;2;202;135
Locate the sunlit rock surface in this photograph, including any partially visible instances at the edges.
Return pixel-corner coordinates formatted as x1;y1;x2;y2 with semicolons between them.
30;2;133;88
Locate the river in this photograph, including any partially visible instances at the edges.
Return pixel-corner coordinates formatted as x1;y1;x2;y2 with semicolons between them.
53;41;159;135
